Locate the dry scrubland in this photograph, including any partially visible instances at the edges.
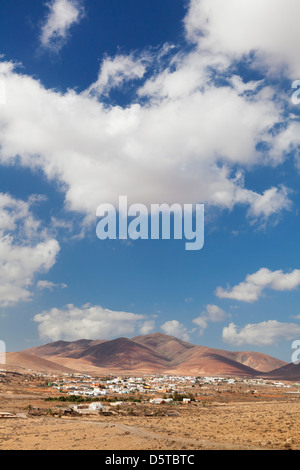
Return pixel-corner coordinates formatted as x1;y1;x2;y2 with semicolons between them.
1;372;300;450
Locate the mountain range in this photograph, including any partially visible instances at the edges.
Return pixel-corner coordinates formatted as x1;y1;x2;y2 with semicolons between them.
5;332;299;380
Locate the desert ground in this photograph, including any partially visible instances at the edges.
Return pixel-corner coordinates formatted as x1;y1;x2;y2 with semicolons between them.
1;371;300;450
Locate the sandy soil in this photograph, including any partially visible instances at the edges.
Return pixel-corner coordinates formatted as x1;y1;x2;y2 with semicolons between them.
1;400;300;450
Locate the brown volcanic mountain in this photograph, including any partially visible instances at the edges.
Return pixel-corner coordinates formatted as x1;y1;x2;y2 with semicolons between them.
133;334;286;374
132;333;195;361
215;350;288;373
16;332;287;377
63;337;170;371
26;339;107;358
5;352;76;374
262;363;300;381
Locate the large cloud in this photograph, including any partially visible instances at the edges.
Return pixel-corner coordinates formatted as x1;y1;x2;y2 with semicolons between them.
0;0;298;228
34;304;155;341
0;58;292;223
185;0;300;76
0;193;60;306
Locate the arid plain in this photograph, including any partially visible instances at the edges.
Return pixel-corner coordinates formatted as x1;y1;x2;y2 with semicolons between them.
1;370;300;450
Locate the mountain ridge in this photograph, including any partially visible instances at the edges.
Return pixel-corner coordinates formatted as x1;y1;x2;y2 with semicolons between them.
7;332;289;378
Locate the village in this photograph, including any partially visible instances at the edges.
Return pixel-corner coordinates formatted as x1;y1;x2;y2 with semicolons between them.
7;370;295;415
45;372;294;397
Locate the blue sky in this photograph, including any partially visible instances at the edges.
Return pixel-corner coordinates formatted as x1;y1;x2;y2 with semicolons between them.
1;0;300;362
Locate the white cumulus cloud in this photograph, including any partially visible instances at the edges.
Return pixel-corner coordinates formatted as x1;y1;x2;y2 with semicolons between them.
37;280;67;291
0;193;60;306
34;304;155;341
87;53;149;97
185;0;300;76
216;268;300;303
160;320;190;342
40;0;84;51
222;320;300;346
193;304;227;335
0;58;292;223
0;0;298;229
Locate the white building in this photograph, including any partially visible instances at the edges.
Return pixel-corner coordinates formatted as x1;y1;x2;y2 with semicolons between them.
89;403;105;411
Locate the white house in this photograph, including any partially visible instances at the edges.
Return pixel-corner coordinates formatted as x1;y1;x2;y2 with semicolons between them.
89;403;105;411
